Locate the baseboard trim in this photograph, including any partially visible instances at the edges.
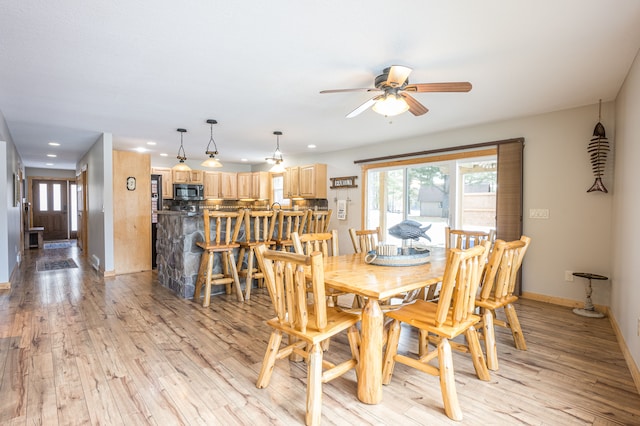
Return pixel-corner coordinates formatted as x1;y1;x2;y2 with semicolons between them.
104;270;116;278
0;282;10;290
521;291;640;395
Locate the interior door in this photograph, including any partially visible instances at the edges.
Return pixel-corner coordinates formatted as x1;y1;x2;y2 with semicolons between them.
32;179;69;240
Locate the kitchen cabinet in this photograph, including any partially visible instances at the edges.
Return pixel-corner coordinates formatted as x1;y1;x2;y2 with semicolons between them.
151;167;173;199
220;172;237;199
238;171;270;199
172;169;204;184
203;171;221;199
285;164;327;199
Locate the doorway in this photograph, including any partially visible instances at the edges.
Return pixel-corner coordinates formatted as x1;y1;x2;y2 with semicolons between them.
31;178;77;241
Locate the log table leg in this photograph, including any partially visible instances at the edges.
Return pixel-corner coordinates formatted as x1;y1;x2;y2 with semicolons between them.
357;297;383;404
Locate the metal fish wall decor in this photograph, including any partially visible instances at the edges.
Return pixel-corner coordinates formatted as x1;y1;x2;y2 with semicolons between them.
587;100;610;193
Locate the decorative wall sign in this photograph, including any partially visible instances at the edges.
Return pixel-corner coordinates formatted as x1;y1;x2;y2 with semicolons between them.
330;176;357;189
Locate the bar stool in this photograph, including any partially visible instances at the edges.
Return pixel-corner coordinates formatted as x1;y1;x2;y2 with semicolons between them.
236;209;276;300
194;209;244;307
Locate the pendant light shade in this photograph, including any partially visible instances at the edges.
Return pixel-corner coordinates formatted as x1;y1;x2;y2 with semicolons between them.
201;119;223;168
172;128;191;171
265;131;285;172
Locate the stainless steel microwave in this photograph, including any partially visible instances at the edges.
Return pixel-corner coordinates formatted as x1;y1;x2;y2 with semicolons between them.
173;183;204;201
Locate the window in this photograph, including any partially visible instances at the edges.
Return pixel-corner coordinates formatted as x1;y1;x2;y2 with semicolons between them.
364;151;497;247
39;183;48;211
271;173;288;207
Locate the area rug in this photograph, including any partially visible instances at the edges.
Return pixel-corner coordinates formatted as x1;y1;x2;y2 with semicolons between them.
43;241;74;249
36;258;78;272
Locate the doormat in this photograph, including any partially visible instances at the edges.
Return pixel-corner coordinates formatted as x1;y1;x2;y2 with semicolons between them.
44;242;74;249
36;258;78;272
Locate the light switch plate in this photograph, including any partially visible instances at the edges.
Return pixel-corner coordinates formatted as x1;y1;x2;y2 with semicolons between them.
529;208;550;219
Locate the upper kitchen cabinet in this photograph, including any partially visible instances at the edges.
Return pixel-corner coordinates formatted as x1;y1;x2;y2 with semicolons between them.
203;171;221;199
284;164;327;199
172;169;204;184
151;167;173;199
221;172;238;200
238;172;271;199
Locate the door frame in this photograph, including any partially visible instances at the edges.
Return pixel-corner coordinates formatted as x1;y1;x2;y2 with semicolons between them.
27;175;77;241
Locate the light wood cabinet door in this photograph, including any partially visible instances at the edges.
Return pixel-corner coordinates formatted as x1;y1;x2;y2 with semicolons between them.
237;172;252;199
221;172;237;199
190;170;204;184
204;171;221;199
172;169;191;184
151;167;173;199
284;166;300;198
252;172;270;199
299;164;327;198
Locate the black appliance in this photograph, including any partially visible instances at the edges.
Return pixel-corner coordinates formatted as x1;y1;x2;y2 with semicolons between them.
151;174;162;268
173;183;204;201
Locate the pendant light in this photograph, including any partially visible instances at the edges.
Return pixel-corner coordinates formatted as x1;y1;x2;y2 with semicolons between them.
172;128;191;171
265;131;285;173
201;119;223;168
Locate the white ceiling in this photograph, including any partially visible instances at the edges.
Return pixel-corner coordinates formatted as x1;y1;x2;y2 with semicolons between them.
1;1;640;170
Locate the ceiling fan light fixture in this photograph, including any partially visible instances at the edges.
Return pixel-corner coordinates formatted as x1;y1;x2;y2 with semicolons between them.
265;131;284;168
172;128;191;171
202;119;223;168
372;93;409;117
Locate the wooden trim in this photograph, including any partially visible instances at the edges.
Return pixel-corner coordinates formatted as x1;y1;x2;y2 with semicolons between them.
0;282;10;290
608;310;640;394
360;148;497;172
354;138;523;164
521;292;607;312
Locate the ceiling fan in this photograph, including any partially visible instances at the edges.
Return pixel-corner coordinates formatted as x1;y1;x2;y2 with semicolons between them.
320;65;472;118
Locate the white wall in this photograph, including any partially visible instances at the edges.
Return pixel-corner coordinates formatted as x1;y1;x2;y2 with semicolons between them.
612;49;640;369
282;103;614;308
25;167;76;179
77;133;114;274
0;110;23;284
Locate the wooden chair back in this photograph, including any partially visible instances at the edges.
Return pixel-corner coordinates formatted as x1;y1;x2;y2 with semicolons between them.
201;209;244;246
302;209;332;234
349;227;381;254
445;227;494;250
292;230;339;258
435;241;491;327
239;209;276;244
478;236;530;303
273;209;306;249
255;245;328;332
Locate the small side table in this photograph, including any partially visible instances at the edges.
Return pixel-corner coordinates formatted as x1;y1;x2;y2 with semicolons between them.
572;272;607;318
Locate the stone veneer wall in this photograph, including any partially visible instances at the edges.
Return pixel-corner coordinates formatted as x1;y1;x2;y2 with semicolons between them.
156;213;203;298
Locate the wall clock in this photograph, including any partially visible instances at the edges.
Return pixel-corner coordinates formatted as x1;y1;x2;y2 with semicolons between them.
126;176;136;191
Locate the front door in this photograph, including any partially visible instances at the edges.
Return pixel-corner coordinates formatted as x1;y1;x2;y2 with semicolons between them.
32;179;69;240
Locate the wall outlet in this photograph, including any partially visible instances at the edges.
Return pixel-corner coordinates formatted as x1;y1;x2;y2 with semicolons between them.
565;271;574;282
529;208;550;219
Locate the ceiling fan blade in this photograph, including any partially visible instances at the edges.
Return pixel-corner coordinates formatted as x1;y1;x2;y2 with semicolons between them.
346;96;380;118
320;88;382;94
400;93;429;116
404;82;472;93
386;65;412;87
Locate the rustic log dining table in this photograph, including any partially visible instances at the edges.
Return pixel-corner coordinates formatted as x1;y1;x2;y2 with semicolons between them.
316;248;446;405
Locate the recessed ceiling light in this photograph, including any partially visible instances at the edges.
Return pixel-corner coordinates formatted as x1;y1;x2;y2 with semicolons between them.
135;147;146;153
46;163;54;166
46;154;57;158
307;144;317;149
241;158;248;162
160;153;168;157
146;141;156;145
48;142;60;146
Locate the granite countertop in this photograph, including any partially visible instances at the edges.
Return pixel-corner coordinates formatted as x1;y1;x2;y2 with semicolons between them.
157;210;202;217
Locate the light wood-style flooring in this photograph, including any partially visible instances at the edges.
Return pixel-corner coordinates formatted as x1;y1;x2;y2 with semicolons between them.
1;244;639;425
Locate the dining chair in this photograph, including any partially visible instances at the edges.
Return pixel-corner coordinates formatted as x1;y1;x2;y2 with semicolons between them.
272;209;307;251
382;241;491;421
235;209;276;300
302;209;332;234
253;245;360;426
291;230;339;257
194;209;244;306
476;235;531;370
444;226;494;250
348;226;381;253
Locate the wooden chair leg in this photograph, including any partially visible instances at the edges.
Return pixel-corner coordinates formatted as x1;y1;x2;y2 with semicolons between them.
465;326;490;381
504;304;527;350
227;251;244;302
245;248;254;300
306;343;323;426
382;319;401;385
483;310;499;371
202;252;215;308
256;330;283;389
418;329;429;357
194;253;207;303
438;338;462;421
221;251;232;295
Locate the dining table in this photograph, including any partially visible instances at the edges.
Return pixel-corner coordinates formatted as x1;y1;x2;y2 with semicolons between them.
318;248;446;405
